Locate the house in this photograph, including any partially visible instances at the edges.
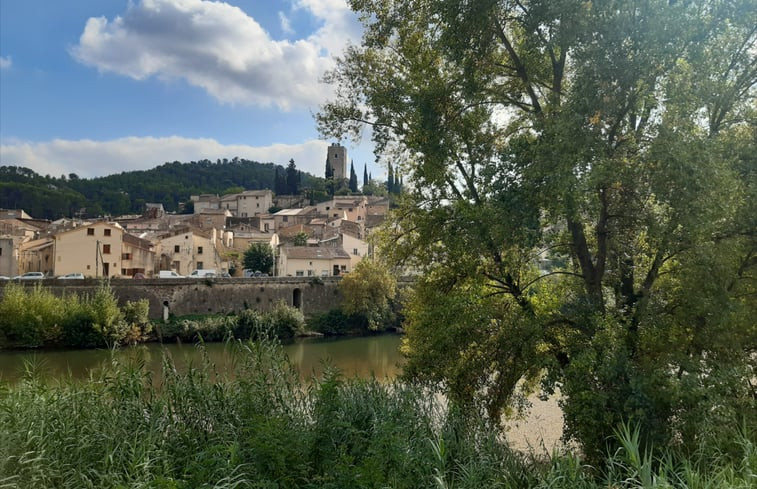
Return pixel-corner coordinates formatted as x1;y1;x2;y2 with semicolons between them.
121;233;156;277
315;196;368;223
271;207;318;231
52;221;126;278
154;228;226;275
278;246;351;277
0;218;44;276
320;232;370;269
197;190;273;217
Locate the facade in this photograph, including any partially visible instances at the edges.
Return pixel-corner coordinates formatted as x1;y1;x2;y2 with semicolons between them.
315;196;368;223
278;246;351;278
155;229;226;275
53;222;125;278
121;233;156;277
235;190;273;217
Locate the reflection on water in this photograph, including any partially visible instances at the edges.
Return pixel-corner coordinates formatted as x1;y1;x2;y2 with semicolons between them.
0;334;404;385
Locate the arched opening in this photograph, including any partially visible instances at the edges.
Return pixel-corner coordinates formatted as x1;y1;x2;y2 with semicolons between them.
292;288;302;309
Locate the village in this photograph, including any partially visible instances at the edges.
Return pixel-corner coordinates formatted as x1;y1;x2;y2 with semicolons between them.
0;144;390;280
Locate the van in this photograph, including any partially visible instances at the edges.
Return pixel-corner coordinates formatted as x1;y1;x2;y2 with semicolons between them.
188;269;217;278
158;270;185;278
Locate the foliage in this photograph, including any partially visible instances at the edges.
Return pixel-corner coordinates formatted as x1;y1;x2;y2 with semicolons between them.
266;300;306;339
243;242;274;274
339;260;398;331
0;282;151;349
293;231;309;246
286;158;300;195
307;308;368;336
349;161;359;192
318;0;757;462
0;158;325;219
0;340;754;488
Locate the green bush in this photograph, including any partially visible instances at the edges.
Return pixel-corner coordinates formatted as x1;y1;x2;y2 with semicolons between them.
0;283;65;347
266;301;305;339
307;308;368;335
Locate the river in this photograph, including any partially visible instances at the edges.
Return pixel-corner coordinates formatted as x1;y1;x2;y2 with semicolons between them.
0;334;403;384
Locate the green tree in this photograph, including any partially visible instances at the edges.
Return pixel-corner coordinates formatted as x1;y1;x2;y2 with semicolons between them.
293;232;308;247
318;0;756;461
339;260;397;331
286;159;299;195
243;243;274;275
349;160;359;192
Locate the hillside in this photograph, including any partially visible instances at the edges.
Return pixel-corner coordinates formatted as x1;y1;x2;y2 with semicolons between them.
0;158;325;220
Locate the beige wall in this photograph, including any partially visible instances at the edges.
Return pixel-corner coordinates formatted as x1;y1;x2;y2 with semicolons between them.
156;232;225;275
17;238;54;276
236;191;272;217
279;254;350;278
54;222;123;278
342;233;369;269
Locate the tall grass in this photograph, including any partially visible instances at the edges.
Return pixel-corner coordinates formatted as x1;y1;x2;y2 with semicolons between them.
0;340;754;488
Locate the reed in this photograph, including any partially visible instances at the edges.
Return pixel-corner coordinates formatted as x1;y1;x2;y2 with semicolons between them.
0;340;753;488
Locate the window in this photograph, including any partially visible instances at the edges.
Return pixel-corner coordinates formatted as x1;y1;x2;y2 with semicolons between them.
87;228;94;236
197;246;203;254
348;208;353;212
197;262;203;269
308;270;313;276
296;270;304;277
340;265;347;271
283;216;288;222
326;206;330;210
353;248;359;255
103;244;111;254
121;253;132;260
104;229;111;236
174;245;180;253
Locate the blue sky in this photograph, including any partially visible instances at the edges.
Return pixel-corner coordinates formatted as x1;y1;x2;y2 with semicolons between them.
0;0;378;180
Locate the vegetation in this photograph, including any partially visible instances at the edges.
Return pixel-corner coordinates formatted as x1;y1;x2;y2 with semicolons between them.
0;282;151;349
307;260;400;336
319;0;756;462
0;158;326;219
0;340;754;488
0;282;306;349
243;242;274;275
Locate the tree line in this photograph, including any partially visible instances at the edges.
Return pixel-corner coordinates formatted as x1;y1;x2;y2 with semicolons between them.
0;158;324;219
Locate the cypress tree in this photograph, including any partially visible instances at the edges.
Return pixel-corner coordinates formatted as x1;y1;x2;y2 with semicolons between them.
349;161;359;192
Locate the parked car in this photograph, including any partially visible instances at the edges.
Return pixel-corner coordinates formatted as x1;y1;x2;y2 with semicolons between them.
13;272;46;280
188;269;217;278
58;273;85;279
0;276;10;280
158;270;185;278
132;272;146;279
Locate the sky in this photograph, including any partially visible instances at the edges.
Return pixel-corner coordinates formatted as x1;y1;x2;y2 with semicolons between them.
0;0;378;180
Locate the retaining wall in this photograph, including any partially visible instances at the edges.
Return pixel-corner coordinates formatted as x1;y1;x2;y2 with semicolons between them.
0;277;342;319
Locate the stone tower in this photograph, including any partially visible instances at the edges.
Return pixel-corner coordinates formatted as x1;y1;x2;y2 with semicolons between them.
327;143;347;181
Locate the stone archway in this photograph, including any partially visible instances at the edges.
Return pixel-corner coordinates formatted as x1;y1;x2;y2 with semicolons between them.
292;288;302;309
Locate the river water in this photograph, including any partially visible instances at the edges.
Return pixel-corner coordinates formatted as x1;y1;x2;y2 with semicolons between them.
0;334;404;384
0;333;564;452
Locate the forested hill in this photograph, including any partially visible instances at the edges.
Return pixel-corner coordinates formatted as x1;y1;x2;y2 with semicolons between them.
0;158;323;220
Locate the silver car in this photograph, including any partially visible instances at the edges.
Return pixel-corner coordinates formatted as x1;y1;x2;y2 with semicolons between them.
13;272;45;280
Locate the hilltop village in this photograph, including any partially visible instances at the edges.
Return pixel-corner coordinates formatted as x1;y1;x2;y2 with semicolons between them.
0;144;390;279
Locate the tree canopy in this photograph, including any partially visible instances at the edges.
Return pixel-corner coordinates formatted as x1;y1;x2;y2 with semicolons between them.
318;0;756;461
243;243;274;275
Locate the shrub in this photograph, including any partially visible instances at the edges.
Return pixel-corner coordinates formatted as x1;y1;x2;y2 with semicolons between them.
307;308;368;336
266;301;305;339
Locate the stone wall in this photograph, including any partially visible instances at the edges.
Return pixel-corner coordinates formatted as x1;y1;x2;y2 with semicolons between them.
0;277;342;319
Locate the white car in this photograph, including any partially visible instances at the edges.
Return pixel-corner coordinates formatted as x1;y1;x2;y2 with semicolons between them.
13;272;46;280
58;273;85;280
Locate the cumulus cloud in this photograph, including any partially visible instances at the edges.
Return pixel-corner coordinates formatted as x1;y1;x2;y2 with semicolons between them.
70;0;360;109
0;136;330;178
0;56;11;69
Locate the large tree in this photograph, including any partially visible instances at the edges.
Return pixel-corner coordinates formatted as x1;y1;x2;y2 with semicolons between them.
318;0;756;461
243;243;274;275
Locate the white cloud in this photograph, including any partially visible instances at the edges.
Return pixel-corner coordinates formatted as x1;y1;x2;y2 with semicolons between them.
0;136;330;178
278;11;294;36
70;0;361;110
0;56;11;69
